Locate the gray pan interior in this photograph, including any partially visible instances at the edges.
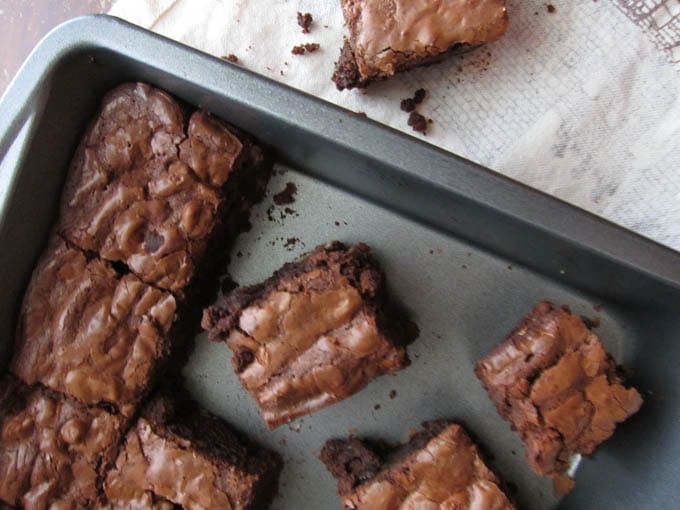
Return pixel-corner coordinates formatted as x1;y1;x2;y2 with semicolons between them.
0;16;678;509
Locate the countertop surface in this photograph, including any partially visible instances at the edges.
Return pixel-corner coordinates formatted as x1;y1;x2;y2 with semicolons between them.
0;0;110;95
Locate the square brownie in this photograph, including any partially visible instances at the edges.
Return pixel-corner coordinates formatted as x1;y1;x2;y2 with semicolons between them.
58;83;266;294
202;242;417;428
475;301;643;492
321;421;514;509
103;392;281;510
333;0;509;89
0;375;126;508
11;236;176;410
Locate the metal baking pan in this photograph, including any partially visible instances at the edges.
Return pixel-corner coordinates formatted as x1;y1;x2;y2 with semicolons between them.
1;15;678;509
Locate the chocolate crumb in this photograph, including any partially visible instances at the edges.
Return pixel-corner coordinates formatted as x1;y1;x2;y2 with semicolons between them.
222;54;239;63
400;98;416;113
284;237;302;250
297;12;313;33
547;4;556;13
334;221;340;226
413;88;427;104
273;182;298;205
389;390;397;400
374;404;381;410
407;112;428;134
292;43;320;55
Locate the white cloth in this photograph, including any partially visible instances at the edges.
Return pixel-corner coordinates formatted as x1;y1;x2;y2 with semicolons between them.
110;0;680;250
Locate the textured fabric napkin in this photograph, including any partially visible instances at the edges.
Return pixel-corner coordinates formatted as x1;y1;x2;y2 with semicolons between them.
110;0;680;250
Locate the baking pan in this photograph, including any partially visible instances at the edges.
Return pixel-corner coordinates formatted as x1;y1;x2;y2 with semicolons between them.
0;15;678;509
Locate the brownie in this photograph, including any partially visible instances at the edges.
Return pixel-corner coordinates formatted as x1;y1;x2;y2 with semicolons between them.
11;236;176;410
59;82;264;294
103;392;281;510
333;0;509;89
0;375;126;509
475;301;643;493
321;421;515;509
202;241;416;428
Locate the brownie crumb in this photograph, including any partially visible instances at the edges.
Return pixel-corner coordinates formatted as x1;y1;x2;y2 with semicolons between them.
284;237;302;250
401;89;430;132
273;182;297;205
292;43;320;55
400;98;416;113
282;207;298;218
221;54;239;63
407;112;428;134
374;404;381;410
297;12;313;33
546;4;556;13
389;390;397;400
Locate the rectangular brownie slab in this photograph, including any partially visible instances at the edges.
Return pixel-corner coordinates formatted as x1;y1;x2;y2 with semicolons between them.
202;241;417;428
320;420;514;509
103;392;281;510
11;236;176;410
475;301;643;493
0;375;126;509
333;0;509;89
58;82;263;294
